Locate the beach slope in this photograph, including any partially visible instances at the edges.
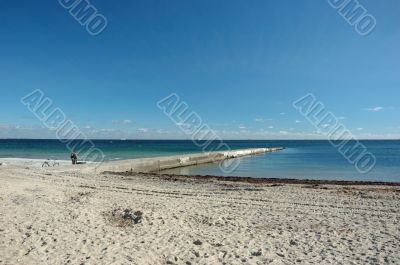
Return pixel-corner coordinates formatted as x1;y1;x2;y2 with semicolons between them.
0;164;399;264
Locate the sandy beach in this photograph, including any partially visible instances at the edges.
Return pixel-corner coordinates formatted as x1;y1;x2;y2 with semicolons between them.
0;160;399;265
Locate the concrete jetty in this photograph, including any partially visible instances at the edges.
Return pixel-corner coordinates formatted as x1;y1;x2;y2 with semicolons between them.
97;147;284;174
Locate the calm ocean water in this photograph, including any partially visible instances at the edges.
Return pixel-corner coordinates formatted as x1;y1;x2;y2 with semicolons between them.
0;139;399;182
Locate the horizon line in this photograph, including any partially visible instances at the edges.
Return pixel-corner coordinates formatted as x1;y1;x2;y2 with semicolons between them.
0;138;399;141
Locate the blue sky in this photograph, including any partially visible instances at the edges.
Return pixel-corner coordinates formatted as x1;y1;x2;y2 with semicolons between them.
0;0;399;139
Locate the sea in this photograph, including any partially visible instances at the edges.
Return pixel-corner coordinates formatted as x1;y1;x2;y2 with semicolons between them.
0;139;399;182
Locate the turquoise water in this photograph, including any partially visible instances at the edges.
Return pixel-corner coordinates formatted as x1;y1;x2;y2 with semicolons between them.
0;139;399;182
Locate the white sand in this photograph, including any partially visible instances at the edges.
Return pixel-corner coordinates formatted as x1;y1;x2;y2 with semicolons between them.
0;161;399;264
0;158;71;167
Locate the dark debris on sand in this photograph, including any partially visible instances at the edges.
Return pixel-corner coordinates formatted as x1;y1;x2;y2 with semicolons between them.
105;207;143;227
110;172;400;187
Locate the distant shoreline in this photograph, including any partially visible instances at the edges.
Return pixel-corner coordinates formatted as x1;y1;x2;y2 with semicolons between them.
1;138;400;141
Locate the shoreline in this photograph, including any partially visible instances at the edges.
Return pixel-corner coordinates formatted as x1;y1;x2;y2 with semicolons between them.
1;157;400;186
113;172;400;187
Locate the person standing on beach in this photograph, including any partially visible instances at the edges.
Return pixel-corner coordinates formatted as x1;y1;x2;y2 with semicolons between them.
70;152;77;165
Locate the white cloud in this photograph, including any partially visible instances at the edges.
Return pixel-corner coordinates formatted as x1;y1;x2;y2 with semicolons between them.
2;123;400;140
268;126;274;129
366;107;384;112
122;119;132;124
112;119;133;125
239;125;246;129
280;112;285;115
295;120;302;123
254;118;272;123
156;129;167;134
100;128;115;132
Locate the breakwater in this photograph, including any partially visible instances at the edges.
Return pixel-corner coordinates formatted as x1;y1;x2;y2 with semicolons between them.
96;147;284;173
